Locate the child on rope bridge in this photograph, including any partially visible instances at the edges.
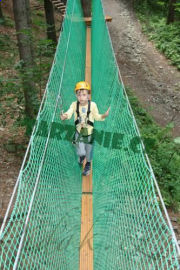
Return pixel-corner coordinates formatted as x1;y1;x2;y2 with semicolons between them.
60;81;110;176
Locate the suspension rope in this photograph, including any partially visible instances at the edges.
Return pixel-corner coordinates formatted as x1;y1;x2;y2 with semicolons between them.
102;0;180;255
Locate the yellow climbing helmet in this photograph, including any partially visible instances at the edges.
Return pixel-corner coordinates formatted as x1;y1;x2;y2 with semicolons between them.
74;81;91;92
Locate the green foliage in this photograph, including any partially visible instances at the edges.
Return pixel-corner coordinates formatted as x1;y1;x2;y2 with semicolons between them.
0;34;17;71
0;17;5;25
4;16;15;28
0;23;54;136
15;115;36;136
0;78;19;96
36;0;44;4
36;10;44;17
175;2;180;13
36;38;56;57
135;1;180;70
127;87;180;210
144;18;180;69
0;0;58;142
33;17;46;29
0;15;14;27
0;34;11;50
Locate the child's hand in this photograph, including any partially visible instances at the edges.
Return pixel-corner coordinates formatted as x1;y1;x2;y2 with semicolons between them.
105;107;110;117
60;113;68;121
102;107;110;119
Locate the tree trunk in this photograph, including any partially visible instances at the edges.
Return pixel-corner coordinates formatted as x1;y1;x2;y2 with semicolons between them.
167;0;177;24
0;3;4;22
81;0;91;17
44;0;57;44
13;0;37;118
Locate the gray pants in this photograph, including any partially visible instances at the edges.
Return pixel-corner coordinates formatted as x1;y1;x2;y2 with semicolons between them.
74;131;94;162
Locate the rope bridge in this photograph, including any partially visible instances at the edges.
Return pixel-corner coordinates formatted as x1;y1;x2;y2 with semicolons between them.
0;0;179;269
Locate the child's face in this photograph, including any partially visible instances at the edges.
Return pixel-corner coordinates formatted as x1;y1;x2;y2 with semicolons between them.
76;89;89;105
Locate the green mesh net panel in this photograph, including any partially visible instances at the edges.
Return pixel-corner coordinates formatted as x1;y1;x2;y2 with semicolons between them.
92;0;180;269
0;0;180;269
0;0;86;269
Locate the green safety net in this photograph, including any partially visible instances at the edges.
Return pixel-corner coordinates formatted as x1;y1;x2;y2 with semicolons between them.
0;0;86;269
92;0;179;269
0;0;179;269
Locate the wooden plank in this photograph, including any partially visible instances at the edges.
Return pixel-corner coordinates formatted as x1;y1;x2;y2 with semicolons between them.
82;164;92;193
84;15;112;26
79;25;93;270
79;195;93;270
84;25;92;194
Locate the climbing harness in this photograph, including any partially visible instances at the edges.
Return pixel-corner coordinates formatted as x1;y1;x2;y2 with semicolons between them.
72;100;94;144
75;100;94;128
72;130;94;145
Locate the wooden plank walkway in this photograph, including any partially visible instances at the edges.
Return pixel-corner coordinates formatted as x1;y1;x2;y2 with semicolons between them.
79;26;93;270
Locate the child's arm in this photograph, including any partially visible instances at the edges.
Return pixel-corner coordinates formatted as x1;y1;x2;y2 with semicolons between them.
101;107;110;119
60;102;75;121
93;103;110;121
60;113;68;120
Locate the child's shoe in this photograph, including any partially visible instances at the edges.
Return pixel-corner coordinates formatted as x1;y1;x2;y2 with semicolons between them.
79;155;85;167
82;162;91;176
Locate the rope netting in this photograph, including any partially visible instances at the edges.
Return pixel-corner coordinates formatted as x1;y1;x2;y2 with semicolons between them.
0;0;86;269
0;0;179;269
92;0;180;269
